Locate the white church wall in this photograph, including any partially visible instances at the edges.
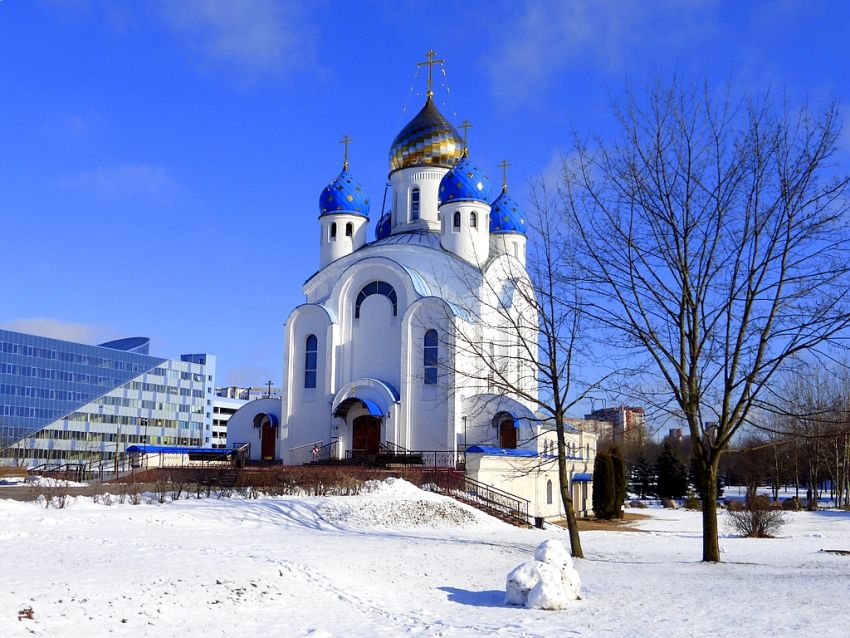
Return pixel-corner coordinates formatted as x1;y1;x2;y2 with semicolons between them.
281;304;335;456
459;393;537;449
438;202;491;266
329;259;418;394
466;444;595;519
224;398;281;461
351;295;400;382
480;255;540;411
401;298;457;451
489;232;527;267
465;453;565;519
319;213;368;268
390;167;448;233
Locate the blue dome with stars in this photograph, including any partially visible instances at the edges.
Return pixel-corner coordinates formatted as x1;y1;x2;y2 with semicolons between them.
319;169;370;218
438;156;492;206
375;211;392;240
489;189;527;234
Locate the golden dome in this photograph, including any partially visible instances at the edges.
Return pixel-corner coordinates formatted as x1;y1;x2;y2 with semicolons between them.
389;97;463;173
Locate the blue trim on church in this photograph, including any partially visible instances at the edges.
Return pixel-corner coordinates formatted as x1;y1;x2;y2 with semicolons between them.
465;445;537;457
126;445;233;455
360;398;384;417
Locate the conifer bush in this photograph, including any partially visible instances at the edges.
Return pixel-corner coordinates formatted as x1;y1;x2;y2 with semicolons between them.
609;447;627;518
592;451;616;519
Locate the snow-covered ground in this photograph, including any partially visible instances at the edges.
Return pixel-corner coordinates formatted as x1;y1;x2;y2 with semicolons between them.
1;478;849;637
0;475;87;488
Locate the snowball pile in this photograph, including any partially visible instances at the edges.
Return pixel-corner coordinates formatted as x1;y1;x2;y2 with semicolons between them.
505;539;581;610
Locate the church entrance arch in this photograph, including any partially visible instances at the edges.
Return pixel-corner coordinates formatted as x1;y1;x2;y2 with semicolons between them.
253;413;278;460
261;422;275;460
352;415;381;456
495;412;517;449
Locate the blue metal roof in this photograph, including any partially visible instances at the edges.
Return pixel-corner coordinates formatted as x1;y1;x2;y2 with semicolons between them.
319;168;370;217
332;397;387;417
465;445;538;457
375;212;391;240
126;445;233;455
361;398;384;416
438;156;492;206
489;188;527;235
572;472;592;482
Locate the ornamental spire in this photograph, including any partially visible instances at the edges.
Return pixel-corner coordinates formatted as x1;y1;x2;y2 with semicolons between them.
339;134;352;171
459;119;472;158
498;159;511;192
416;48;444;97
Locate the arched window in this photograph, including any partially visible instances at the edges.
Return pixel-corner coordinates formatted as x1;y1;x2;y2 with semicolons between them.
345;222;353;237
453;211;461;231
512;241;518;258
424;329;438;385
355;281;398;318
304;335;317;389
410;188;420;221
546;479;553;504
470;211;477;229
330;223;337;241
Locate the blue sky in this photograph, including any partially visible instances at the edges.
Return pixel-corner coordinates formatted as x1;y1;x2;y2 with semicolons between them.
2;0;849;389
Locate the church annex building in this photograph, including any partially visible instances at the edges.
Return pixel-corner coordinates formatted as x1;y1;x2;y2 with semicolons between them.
227;54;596;520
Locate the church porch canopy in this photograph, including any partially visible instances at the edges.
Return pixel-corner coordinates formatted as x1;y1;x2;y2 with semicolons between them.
331;378;399;418
333;397;384;417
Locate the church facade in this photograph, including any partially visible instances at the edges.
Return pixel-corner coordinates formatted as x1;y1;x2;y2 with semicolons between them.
227;61;595;518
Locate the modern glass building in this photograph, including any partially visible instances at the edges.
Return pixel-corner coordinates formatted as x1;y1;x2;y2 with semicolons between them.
0;328;215;468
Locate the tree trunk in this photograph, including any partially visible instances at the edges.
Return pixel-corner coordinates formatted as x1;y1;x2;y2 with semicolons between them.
556;420;584;558
559;480;583;558
701;464;721;562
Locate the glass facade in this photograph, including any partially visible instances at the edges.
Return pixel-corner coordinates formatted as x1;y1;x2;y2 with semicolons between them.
0;329;215;468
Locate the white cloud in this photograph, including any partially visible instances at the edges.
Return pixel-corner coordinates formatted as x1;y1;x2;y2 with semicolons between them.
155;0;315;76
0;318;119;345
538;149;567;190
59;164;176;199
484;0;718;104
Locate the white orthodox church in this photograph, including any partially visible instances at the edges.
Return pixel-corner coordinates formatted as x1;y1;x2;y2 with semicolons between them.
227;57;595;518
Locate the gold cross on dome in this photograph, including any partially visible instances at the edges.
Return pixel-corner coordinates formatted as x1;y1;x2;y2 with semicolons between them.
417;49;445;97
459;119;473;154
498;159;511;191
340;134;352;170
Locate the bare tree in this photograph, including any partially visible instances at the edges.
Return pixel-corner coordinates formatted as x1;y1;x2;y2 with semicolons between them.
438;185;609;558
564;80;850;561
770;364;850;508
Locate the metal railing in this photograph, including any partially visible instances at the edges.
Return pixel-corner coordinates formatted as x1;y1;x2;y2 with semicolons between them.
427;472;531;526
316;439;339;462
289;440;325;465
26;444;251;483
342;448;465;469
